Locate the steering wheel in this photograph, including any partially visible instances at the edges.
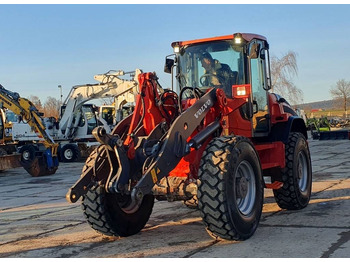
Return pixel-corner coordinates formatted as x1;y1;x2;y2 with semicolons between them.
200;73;225;87
179;86;205;101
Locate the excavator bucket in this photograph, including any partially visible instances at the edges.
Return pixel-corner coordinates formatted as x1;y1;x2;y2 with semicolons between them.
21;156;58;177
0;153;22;171
22;157;58;177
20;147;59;177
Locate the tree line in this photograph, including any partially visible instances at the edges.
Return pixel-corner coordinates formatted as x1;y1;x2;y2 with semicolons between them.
28;51;304;118
28;95;60;119
26;52;350;119
330;79;350;114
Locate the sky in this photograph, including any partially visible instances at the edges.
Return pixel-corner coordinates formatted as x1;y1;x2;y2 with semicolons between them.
0;4;349;104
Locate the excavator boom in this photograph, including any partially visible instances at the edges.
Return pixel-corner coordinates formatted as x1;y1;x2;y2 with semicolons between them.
59;69;141;140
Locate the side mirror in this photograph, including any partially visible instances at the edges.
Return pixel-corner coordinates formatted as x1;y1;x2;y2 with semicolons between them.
261;47;272;90
164;58;174;74
248;43;260;59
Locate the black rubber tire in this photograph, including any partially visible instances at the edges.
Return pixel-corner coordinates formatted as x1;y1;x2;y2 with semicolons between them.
198;136;264;240
81;146;154;237
60;143;81;162
272;132;312;210
19;144;36;166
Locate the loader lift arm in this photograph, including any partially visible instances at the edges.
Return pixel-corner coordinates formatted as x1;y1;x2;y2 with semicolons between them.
66;73;220;207
0;84;59;176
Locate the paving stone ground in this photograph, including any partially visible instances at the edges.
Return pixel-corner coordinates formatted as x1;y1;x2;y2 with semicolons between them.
0;138;349;258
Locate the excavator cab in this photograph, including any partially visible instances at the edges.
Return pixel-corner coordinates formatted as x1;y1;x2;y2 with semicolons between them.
0;109;15;143
0;109;4;143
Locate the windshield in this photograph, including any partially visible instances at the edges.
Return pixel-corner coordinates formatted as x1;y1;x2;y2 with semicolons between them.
5;110;18;123
177;40;245;97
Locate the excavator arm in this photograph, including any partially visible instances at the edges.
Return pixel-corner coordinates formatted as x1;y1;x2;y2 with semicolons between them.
0;84;59;176
59;69;141;140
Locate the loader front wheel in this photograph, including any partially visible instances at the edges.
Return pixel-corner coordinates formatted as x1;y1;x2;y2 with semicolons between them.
272;132;312;210
82;185;154;237
198;136;264;240
81;146;154;237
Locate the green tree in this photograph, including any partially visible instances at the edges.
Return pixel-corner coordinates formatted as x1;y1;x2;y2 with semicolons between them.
270;51;303;105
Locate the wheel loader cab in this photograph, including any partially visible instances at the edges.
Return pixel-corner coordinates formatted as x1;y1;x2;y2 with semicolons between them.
170;33;272;138
174;38;245;97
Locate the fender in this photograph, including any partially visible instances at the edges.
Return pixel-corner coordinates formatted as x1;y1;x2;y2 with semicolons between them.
269;116;308;143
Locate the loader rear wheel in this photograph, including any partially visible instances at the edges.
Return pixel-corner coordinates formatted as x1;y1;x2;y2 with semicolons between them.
198;136;264;240
272;132;312;210
81;146;154;237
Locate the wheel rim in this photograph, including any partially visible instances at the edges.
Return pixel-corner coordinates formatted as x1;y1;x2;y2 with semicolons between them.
235;160;256;216
297;151;308;192
64;149;73;160
22;150;31;161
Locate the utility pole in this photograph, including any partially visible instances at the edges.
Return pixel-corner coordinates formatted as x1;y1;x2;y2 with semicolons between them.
58;85;63;106
58;85;63;118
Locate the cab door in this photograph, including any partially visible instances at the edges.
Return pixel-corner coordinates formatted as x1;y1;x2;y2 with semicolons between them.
0;110;4;142
248;40;270;136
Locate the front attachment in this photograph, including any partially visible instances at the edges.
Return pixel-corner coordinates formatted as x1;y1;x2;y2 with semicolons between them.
126;87;218;211
66;144;115;203
78;145;154;238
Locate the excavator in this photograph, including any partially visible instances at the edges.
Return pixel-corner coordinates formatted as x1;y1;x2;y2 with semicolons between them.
55;69;141;162
57;69;141;141
66;33;312;240
0;84;59;176
8;69;142;165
